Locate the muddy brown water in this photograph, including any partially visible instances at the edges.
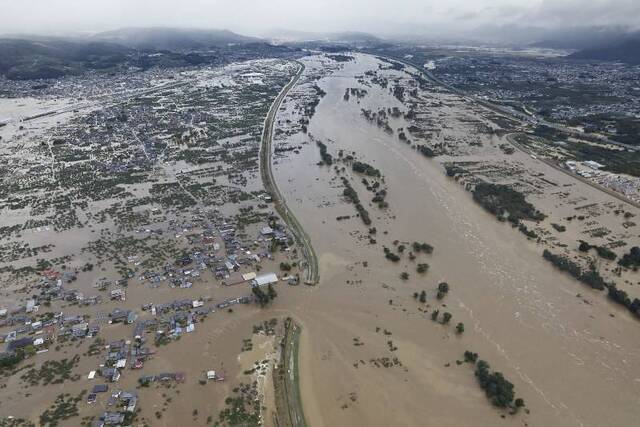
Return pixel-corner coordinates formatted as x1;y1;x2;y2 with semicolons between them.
271;54;640;427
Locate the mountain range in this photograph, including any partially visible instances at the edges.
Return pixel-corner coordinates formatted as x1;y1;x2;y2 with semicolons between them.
2;26;639;81
0;28;293;80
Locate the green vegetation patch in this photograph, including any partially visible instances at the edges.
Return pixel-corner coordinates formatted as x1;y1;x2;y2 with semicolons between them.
472;182;545;224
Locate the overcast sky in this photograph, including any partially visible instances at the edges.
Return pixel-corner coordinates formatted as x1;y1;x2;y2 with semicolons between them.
0;0;638;37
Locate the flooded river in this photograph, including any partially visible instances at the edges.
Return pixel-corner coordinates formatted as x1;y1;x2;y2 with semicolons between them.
271;54;640;427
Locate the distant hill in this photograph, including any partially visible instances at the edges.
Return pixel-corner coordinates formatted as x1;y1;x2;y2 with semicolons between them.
93;27;261;50
449;24;638;51
531;27;636;50
568;37;640;64
0;38;132;80
0;28;299;80
264;29;380;44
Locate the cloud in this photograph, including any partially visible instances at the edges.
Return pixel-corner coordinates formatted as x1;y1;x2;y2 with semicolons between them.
0;0;637;37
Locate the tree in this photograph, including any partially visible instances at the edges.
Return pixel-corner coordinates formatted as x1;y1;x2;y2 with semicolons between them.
619;246;640;269
23;345;37;357
419;290;427;303
463;351;478;363
437;282;449;299
252;285;276;307
267;284;277;300
442;312;452;324
515;398;525;408
412;242;434;254
456;322;465;334
431;310;439;321
474;359;516;408
400;272;409;280
578;240;591;252
279;262;292;271
416;263;429;274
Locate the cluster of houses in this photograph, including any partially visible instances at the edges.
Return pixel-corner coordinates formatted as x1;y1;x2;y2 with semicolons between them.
0;309;102;358
126;219;297;311
0;212;295;424
87;388;138;426
130;219;292;292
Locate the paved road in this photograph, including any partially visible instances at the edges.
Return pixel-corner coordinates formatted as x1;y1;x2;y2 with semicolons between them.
259;62;319;285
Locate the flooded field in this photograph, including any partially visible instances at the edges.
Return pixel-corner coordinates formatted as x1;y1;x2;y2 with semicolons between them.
272;53;640;426
0;59;307;426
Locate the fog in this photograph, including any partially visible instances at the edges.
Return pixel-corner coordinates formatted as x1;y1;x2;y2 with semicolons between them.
1;0;638;38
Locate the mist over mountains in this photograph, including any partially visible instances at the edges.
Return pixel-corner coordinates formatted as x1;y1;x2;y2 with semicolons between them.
1;24;638;81
0;28;296;80
93;27;261;50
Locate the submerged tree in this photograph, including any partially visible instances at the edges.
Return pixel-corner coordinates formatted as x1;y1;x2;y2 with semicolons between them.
419;290;427;303
442;312;452;324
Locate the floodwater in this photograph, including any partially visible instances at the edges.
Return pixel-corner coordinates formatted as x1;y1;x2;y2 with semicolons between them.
272;54;640;426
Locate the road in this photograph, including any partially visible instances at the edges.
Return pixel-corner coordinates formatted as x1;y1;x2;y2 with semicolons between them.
371;53;640;208
373;53;639;152
20;81;189;123
506;133;640;209
275;318;307;427
259;61;320;285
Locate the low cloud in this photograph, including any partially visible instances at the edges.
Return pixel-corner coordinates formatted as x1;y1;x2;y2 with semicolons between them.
0;0;637;37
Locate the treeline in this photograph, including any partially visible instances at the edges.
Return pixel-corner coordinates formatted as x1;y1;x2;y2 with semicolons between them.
462;352;525;411
578;240;616;260
375;56;405;71
472;183;546;224
305;84;326;118
543;249;640;319
352;161;381;177
327;54;354;63
316;141;333;165
518;223;538;239
607;285;640;317
474;359;524;410
542;249;608;290
341;177;371;225
619;246;640;269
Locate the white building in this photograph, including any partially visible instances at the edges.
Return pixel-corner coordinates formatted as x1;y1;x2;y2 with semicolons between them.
252;273;278;287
